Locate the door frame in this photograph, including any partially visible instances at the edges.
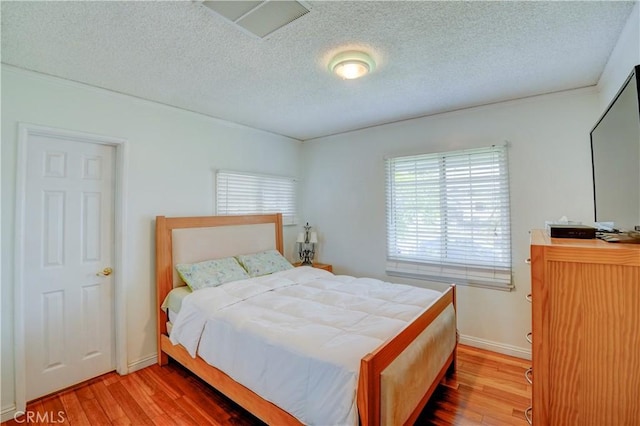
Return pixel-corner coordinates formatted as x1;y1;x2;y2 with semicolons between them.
13;123;128;411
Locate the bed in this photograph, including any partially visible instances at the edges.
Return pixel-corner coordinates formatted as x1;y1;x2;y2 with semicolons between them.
156;213;457;426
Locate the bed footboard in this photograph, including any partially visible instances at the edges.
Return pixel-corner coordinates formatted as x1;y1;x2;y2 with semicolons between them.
358;284;457;426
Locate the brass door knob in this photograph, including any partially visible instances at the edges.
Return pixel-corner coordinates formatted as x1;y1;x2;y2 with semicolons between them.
97;267;113;277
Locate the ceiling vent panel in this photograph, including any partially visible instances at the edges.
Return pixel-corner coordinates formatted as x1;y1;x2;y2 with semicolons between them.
202;1;262;21
202;1;311;39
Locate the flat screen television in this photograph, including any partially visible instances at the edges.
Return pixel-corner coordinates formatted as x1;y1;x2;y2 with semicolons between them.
590;64;640;233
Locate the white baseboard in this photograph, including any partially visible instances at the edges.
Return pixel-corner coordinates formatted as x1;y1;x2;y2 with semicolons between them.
127;353;157;373
2;404;17;423
459;334;532;360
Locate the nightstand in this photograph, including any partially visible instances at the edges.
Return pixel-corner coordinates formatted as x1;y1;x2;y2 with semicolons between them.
293;262;333;273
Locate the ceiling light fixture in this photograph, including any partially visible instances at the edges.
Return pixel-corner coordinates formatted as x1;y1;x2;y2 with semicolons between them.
329;51;375;80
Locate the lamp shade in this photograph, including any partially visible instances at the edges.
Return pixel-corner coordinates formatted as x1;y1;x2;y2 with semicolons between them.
309;232;318;244
296;232;305;243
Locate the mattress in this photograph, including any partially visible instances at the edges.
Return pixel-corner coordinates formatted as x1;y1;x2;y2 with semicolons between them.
161;286;192;334
170;266;452;426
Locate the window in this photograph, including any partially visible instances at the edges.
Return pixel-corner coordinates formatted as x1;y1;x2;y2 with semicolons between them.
385;145;512;290
216;170;298;225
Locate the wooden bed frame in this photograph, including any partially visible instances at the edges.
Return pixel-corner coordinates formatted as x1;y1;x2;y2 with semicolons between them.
156;213;457;426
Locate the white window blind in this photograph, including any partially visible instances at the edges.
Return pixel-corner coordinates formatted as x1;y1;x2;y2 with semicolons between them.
385;145;513;290
216;170;298;225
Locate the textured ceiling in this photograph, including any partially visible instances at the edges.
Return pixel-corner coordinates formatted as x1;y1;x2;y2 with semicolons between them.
1;1;636;140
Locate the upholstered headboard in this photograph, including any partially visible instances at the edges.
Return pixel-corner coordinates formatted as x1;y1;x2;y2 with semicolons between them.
155;214;284;340
171;223;278;287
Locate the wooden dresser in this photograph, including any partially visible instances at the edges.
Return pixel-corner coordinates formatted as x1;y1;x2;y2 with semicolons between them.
529;230;640;425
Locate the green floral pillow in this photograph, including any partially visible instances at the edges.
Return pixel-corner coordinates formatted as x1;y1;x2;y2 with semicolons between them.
235;249;293;278
175;257;249;291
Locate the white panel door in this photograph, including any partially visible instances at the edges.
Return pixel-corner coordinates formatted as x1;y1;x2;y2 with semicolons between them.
23;133;115;400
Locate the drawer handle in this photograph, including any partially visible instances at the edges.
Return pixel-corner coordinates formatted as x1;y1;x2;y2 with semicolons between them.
525;293;532;303
525;367;533;384
526;332;532;344
525;406;533;425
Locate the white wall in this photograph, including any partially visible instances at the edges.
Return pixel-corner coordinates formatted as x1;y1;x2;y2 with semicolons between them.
598;1;639;109
301;88;601;358
1;66;302;417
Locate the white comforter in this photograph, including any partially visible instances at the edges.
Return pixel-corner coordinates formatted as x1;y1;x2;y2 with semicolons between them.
170;266;443;426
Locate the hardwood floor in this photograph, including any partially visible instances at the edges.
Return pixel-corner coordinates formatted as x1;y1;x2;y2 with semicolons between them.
3;345;531;425
417;346;531;425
